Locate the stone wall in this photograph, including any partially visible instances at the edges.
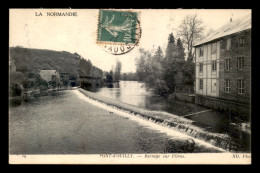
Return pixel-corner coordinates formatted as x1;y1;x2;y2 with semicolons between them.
195;94;250;117
169;93;195;103
219;30;251;105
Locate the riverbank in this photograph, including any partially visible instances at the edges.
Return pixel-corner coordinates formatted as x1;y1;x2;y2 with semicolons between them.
78;88;246;152
9;87;76;106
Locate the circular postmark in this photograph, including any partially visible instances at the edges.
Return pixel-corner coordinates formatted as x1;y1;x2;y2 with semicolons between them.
97;9;141;55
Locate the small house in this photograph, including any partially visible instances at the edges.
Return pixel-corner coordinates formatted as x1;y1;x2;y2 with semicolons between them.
39;70;61;88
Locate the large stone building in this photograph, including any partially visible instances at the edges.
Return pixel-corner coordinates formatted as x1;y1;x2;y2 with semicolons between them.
194;15;251;116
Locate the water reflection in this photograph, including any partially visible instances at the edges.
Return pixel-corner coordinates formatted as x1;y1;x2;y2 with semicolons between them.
93;81;250;139
94;81;155;109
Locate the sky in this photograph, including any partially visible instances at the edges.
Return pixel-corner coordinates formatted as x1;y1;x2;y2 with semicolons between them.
9;9;251;73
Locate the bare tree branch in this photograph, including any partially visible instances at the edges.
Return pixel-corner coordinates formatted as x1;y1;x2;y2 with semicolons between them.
177;14;205;60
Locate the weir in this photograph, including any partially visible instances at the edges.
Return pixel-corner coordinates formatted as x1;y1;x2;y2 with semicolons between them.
76;88;246;152
74;89;226;152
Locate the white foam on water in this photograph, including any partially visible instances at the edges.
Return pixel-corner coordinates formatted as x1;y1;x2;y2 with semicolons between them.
74;90;227;152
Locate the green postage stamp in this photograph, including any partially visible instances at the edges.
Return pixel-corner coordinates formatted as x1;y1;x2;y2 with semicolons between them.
97;9;141;55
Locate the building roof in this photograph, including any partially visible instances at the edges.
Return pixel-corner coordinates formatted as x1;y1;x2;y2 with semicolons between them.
195;14;251;47
39;70;59;82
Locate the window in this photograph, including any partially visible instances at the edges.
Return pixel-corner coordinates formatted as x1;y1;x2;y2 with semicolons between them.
224;59;231;71
227;38;231;50
199;47;204;57
237;57;244;69
212;60;217;71
51;75;56;81
237;79;245;94
199;63;203;72
199;79;203;90
220;39;226;49
211;42;217;54
221;38;231;50
211;79;216;92
237;36;245;47
225;79;231;93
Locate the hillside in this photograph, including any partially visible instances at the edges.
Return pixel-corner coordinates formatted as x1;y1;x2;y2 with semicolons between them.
9;47;103;78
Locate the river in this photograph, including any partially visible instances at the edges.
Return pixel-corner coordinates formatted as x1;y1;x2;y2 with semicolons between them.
9;89;223;154
92;81;250;151
93;81;231;132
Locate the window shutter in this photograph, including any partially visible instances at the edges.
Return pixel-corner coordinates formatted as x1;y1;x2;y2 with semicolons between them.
237;58;238;69
242;57;244;69
237;80;239;93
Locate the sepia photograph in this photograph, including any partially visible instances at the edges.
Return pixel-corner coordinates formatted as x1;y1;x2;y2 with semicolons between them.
9;9;251;164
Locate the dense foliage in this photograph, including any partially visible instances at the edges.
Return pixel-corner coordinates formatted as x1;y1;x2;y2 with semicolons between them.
10;47;103;80
120;72;138;81
135;33;195;97
9;47;103;96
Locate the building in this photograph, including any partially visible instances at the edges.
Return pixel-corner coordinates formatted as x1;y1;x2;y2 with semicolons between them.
194;15;251;116
39;70;61;88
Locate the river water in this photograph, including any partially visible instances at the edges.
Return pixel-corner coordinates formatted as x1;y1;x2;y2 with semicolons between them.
93;81;230;132
93;81;250;151
9;89;223;154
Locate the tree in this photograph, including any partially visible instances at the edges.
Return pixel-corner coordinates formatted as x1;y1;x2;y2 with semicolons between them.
91;66;103;78
136;47;169;96
154;46;164;61
165;33;177;61
135;34;193;96
135;48;147;81
106;71;113;83
176;38;185;61
178;14;205;61
121;72;138;81
162;33;185;93
177;15;204;87
10;84;22;97
182;59;195;85
114;60;122;82
9;71;25;85
78;58;92;76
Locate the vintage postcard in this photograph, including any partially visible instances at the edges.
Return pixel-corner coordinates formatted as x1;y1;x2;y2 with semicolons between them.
9;9;251;164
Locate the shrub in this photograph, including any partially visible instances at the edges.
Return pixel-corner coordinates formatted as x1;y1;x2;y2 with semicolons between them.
10;84;22;97
10;96;22;106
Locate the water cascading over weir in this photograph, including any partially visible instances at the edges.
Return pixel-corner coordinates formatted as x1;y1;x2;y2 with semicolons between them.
78;88;245;152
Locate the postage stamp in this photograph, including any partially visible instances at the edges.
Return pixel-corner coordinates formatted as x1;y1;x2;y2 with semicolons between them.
97;9;141;55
